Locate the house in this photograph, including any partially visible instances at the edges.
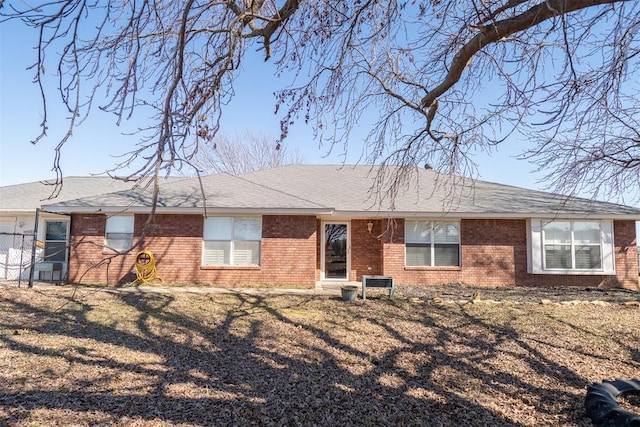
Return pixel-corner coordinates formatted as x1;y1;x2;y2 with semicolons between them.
36;164;640;289
0;177;152;281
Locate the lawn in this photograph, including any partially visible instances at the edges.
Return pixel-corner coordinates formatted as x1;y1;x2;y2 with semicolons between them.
0;286;639;426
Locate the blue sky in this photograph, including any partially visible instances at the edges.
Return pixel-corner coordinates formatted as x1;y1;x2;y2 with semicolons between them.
0;13;623;210
0;15;550;191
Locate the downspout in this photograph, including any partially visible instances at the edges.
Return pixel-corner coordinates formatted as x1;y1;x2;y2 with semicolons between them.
28;208;40;288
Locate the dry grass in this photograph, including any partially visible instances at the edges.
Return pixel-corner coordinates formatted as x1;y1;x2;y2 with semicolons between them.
1;286;639;426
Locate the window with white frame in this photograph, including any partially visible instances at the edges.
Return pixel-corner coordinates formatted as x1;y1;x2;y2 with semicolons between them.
405;220;460;267
528;219;615;274
105;216;135;252
543;221;602;270
203;216;261;266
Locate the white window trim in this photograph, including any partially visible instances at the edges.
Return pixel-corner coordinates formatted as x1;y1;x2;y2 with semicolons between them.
202;216;262;267
43;220;69;262
405;220;461;267
104;215;135;252
527;219;615;275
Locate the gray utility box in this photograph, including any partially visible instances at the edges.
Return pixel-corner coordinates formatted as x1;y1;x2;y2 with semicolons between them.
361;275;395;300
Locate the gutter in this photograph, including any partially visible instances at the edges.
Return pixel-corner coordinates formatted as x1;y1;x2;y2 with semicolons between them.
332;211;640;220
41;206;336;216
40;205;640;220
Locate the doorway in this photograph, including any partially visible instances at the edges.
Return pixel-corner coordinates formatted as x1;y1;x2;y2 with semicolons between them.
322;222;349;280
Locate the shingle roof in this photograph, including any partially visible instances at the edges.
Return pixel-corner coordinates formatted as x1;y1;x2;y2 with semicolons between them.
238;165;640;218
44;173;330;213
34;165;640;218
0;176;140;212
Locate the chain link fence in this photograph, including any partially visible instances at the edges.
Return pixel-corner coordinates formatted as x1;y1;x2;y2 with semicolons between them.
0;232;35;287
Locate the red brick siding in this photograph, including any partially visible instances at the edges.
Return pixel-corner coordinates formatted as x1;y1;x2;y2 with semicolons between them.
135;214;203;284
68;214;317;286
380;218;639;289
381;218;467;285
258;215;317;286
518;219;638;289
611;220;639;288
380;218;408;280
350;219;384;280
609;220;637;289
69;214;638;289
461;219;525;286
68;214;136;284
313;220;384;281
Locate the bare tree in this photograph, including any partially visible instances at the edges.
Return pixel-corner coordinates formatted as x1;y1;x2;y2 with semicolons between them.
193;131;303;175
2;1;639;202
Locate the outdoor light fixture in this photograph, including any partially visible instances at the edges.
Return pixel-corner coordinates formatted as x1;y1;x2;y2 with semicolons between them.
367;221;374;234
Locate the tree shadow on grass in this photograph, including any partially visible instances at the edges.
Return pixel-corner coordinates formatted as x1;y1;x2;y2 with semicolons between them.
0;289;622;426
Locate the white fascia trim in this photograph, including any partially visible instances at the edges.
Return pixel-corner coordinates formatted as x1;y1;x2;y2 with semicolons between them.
331;211;461;219
333;211;640;220
0;209;37;215
41;206;640;220
42;206;335;215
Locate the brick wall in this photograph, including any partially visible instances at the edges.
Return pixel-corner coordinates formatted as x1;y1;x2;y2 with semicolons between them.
68;214;638;289
68;214;134;284
517;219;638;289
314;219;384;281
612;220;639;288
379;218;639;289
258;215;317;286
350;219;383;280
461;219;525;286
68;214;317;286
380;218;467;285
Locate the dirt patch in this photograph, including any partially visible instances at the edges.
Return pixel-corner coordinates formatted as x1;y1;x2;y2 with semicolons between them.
0;287;639;426
397;283;640;305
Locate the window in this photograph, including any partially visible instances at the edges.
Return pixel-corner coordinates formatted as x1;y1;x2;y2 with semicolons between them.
44;221;68;262
203;216;261;266
105;216;134;252
405;220;460;267
543;221;602;270
528;219;615;274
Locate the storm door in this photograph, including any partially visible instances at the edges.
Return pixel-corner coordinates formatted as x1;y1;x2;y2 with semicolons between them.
322;222;349;280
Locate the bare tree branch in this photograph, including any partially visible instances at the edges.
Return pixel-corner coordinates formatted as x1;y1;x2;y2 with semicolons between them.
3;0;640;205
192;131;303;175
419;0;628;109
